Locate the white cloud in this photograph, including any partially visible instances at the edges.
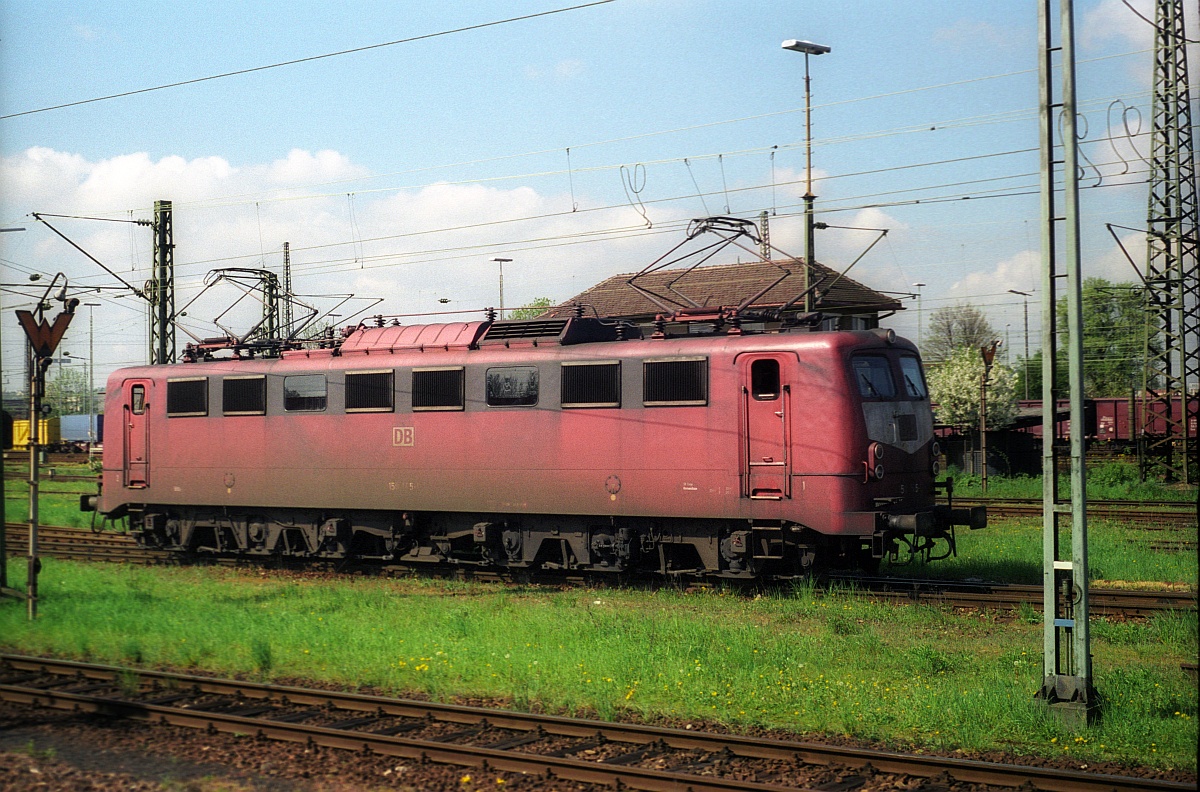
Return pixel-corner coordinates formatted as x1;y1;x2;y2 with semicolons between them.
0;146;697;376
1089;229;1145;281
948;249;1038;299
1082;0;1154;50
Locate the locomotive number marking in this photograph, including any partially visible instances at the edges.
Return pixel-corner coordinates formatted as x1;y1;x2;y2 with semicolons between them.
392;427;415;447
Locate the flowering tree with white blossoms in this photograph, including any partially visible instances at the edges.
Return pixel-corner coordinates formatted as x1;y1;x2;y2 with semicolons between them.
927;347;1019;430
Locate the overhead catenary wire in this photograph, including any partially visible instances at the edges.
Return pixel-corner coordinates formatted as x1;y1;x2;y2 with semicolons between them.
0;1;618;121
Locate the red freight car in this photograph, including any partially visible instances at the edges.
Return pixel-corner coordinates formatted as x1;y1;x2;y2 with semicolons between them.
85;316;984;579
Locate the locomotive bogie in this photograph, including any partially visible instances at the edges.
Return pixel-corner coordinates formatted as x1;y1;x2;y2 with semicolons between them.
93;318;983;577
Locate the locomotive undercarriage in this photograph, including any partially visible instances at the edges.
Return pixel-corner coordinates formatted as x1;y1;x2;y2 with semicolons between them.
129;505;881;578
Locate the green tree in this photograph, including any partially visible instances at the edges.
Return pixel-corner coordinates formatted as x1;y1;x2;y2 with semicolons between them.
1016;279;1152;400
506;297;554;320
1057;278;1150;397
927;347;1018;430
922;303;997;363
45;365;91;415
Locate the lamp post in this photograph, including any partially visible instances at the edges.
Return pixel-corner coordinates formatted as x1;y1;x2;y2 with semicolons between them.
491;258;512;319
1009;289;1031;399
912;282;926;344
782;39;831;312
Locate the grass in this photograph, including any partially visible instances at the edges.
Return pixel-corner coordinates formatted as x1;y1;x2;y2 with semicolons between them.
945;462;1199;502
886;515;1198;586
1;559;1196;773
4;460;98;529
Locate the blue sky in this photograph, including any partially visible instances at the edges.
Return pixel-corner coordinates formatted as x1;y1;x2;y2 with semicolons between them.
0;0;1191;385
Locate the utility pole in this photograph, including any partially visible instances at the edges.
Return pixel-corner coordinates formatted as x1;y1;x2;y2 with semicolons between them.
1010;289;1032;400
148;200;175;364
282;242;294;340
913;282;926;344
492;258;512;319
85;302;100;442
1037;0;1095;726
1140;0;1197;483
758;210;771;260
0;225;25;599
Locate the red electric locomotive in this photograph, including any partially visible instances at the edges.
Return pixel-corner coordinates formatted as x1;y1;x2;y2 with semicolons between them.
85;313;984;579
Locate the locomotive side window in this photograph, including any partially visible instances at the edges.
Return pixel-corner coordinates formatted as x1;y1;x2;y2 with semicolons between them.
223;375;266;415
412;367;464;411
346;370;395;412
899;356;928;399
284;374;327;412
750;359;780;400
166;377;208;417
561;361;620;408
131;385;146;414
644;357;707;406
850;356;896;399
486;366;539;407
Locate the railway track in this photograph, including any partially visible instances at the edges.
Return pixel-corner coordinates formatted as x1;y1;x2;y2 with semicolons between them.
956;497;1197;527
0;653;1190;792
3;524;1194;616
827;574;1196;618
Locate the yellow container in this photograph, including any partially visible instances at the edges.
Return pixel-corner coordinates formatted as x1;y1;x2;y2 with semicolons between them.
12;417;61;450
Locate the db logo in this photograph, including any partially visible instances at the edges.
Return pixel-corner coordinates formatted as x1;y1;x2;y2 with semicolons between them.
392;427;415;447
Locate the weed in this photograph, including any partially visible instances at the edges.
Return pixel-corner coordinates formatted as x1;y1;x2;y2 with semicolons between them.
909;643;958;675
22;740;56;762
118;670;141;697
251;637;273;675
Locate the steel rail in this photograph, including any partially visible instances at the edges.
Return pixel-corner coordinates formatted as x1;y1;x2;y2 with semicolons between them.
955;498;1197;527
1;654;1191;792
830;576;1197;617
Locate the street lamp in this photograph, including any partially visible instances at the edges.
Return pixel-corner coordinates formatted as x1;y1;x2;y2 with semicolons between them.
491;258;512;319
782;38;831;312
912;282;926;343
1009;289;1031;399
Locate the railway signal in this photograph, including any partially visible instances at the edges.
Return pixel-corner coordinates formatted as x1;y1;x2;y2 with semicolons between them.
14;274;78;620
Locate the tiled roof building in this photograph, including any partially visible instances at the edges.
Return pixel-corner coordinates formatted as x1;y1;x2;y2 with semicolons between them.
545;259;903;332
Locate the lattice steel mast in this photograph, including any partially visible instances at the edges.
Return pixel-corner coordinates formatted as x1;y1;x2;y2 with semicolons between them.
1141;0;1198;482
149;200;176;364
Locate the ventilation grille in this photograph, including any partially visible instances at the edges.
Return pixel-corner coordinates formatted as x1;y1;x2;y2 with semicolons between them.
644;359;707;406
223;377;266;415
346;371;394;411
482;319;569;341
167;378;207;417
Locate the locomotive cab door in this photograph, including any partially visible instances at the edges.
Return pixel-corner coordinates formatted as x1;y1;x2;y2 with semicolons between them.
122;378;152;488
739;355;792;499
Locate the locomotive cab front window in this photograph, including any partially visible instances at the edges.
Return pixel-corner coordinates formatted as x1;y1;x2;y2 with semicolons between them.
899;356;928;399
850;356;896;399
750;359;780;400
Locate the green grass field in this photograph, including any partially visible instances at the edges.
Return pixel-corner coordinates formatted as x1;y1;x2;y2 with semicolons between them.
1;559;1196;774
883;515;1198;586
